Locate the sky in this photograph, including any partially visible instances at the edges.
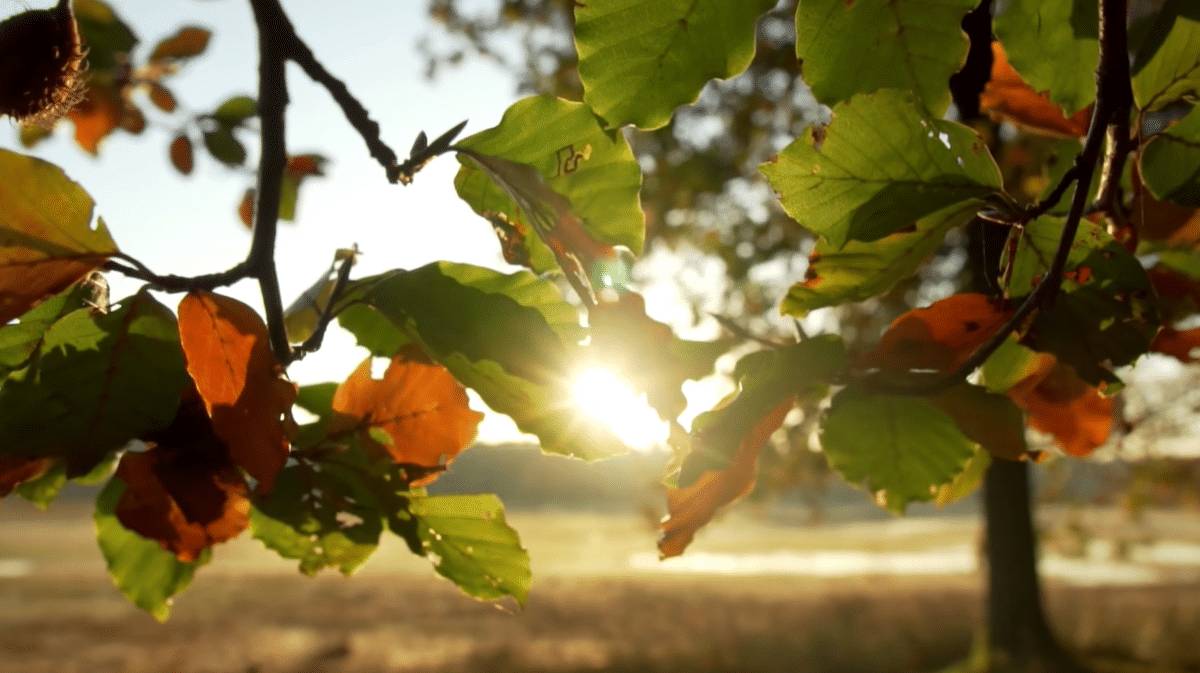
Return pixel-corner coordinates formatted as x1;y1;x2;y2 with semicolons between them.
1;0;731;447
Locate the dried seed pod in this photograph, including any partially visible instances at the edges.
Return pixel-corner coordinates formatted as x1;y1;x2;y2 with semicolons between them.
0;0;85;125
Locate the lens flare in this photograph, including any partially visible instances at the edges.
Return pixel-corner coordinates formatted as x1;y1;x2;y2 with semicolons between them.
570;367;668;451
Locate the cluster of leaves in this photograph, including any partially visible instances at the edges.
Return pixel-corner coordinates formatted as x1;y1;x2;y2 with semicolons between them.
5;0;1200;620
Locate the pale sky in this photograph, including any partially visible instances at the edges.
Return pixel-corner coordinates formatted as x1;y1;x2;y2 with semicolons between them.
1;0;732;446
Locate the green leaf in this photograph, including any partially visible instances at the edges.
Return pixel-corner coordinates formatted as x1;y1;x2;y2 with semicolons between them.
95;478;208;622
934;447;990;507
679;336;847;485
821;386;976;514
295;383;338;418
1131;0;1200;111
0;149;119;324
1003;216;1158;385
149;26;211;63
402;494;531;605
794;0;978;115
15;462;66;509
0;291;188;474
930;383;1028;461
574;0;776;130
348;262;624;460
337;304;410;356
980;338;1047;393
993;0;1099;114
454;96;644;276
250;465;382;576
73;0;138;72
202;128;246;167
211;96;258;126
0;280;94;379
1140;105;1200;207
761;90;1003;248
781;202;975;316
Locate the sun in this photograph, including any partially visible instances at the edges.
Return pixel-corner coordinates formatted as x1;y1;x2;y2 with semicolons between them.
571;367;669;451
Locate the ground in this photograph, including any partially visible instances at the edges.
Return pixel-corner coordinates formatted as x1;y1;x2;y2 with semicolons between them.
0;501;1196;673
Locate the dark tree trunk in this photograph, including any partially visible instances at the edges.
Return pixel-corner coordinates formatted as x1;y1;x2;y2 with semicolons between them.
953;3;1089;671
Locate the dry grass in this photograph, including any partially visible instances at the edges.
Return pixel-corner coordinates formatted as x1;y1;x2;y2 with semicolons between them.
0;502;1196;673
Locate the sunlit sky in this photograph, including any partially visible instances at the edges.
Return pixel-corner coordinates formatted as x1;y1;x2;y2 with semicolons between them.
0;0;731;447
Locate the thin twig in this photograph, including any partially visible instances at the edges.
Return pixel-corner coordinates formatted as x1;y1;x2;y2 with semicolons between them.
104;255;250;292
711;314;791;348
860;0;1130;395
287;251;357;364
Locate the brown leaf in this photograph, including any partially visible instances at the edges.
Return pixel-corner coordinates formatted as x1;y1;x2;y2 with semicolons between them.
866;293;1011;373
177;292;297;493
238;189;255;228
68;83;123;154
0;457;52;497
331;349;483;485
1152;327;1200;363
115;442;249;562
1008;357;1112;457
149;26;212;63
285;154;325;177
1133;178;1200;247
658;402;790;559
981;43;1091;138
169;135;193;175
148;83;177;113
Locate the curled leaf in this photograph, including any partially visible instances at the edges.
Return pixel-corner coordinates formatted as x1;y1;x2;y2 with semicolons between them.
981;43;1091;138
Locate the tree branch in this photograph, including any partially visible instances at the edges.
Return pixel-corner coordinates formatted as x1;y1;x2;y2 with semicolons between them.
861;0;1130;396
248;0;293;362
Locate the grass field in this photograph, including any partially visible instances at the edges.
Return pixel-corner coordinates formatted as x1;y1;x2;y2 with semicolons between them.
0;500;1197;673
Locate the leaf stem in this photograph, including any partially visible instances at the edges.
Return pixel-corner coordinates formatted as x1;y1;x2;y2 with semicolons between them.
287;250;357;364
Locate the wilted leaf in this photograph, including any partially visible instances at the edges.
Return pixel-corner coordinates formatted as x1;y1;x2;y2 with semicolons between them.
762;90;1003;248
0;290;187;475
1006;357;1112;457
589;292;729;421
1139;105;1200;208
95;478;209;622
865;293;1011;374
660;402;789;558
331;350;482;484
980;43;1091;138
169;135;193;175
115;443;250;562
575;0;776;130
0;149;117;323
149;26;211;63
454;96;643;288
794;0;977;115
178;292;297;492
251;464;382;576
821;387;976;513
68;82;123;154
992;0;1098;115
399;494;531;604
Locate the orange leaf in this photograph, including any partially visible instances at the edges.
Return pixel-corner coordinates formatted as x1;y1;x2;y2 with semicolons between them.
1008;358;1112;457
867;293;1011;373
981;43;1091;138
115;445;249;562
169;135;194;175
658;402;790;559
1152;327;1200;363
177;292;296;493
238;189;255;228
331;349;483;485
0;456;52;497
68;83;123;154
285;154;325;177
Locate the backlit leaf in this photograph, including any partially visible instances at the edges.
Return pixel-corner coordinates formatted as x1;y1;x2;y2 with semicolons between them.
149;26;211;63
73;0;137;72
794;0;977;115
1006;357;1112;457
660;402;789;559
762;90;1003;248
203;126;246;167
980;43;1091;138
934;447;990;507
865;293;1011;374
331;350;483;485
1131;0;1200;111
781;202;975;316
250;464;382;576
0;149;117;323
929;384;1028;461
454;96;644;287
401;494;531;605
0;457;53;498
992;0;1098;115
68;82;123;154
13;461;66;509
96;478;209;622
1139;104;1200;207
0;290;187;474
178;292;297;492
279;154;327;222
574;0;776;130
337;304;410;357
169;135;193;175
0;278;95;379
211;95;257;126
821;387;976;514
